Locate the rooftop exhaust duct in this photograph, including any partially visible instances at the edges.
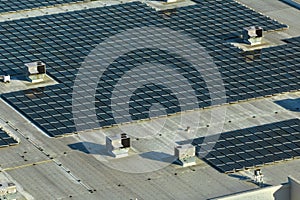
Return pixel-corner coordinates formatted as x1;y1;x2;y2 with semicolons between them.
106;133;131;158
174;144;196;167
0;75;10;83
242;26;263;45
25;61;46;83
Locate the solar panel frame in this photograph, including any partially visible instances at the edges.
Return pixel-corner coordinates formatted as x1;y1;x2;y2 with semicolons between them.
194;119;300;173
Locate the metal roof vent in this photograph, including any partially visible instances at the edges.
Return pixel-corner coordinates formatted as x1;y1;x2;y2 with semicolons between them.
174;144;196;167
106;133;131;158
0;182;17;196
242;26;263;45
25;61;46;83
254;169;264;186
0;75;10;83
166;0;177;3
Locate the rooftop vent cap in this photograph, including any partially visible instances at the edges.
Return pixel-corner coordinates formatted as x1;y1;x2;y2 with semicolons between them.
0;75;10;83
253;169;264;186
166;0;177;3
25;61;46;83
242;26;263;45
174;144;196;167
0;182;17;196
106;133;131;158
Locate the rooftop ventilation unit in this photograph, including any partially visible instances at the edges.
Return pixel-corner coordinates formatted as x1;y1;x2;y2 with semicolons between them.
254;169;264;186
174;144;196;167
0;75;10;83
242;26;263;45
25;61;46;83
166;0;177;3
106;133;131;158
0;182;17;197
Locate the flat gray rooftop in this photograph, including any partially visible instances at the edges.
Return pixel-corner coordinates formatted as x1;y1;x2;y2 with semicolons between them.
0;0;299;199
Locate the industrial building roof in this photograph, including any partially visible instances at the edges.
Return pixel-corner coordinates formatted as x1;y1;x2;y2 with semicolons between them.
0;0;298;137
0;0;299;199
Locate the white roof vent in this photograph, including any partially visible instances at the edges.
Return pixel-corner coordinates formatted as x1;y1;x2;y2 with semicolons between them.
25;61;46;83
0;75;10;83
242;26;263;45
106;133;131;158
174;144;196;167
0;182;17;196
166;0;177;3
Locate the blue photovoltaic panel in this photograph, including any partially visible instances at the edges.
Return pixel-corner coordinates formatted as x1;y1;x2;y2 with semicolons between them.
1;2;299;137
0;0;84;13
0;129;18;147
193;119;300;173
0;1;288;78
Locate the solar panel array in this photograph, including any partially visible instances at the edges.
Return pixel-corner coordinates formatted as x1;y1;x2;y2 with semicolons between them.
285;35;300;44
3;85;76;137
0;0;83;13
0;129;18;147
1;1;299;137
193;119;300;173
0;1;288;77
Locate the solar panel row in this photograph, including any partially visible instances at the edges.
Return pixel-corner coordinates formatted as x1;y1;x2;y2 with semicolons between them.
194;119;300;173
0;129;18;147
1;2;298;137
0;0;84;13
0;1;287;78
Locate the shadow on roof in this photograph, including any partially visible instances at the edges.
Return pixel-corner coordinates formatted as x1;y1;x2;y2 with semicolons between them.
139;151;176;164
68;141;109;156
274;98;300;112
